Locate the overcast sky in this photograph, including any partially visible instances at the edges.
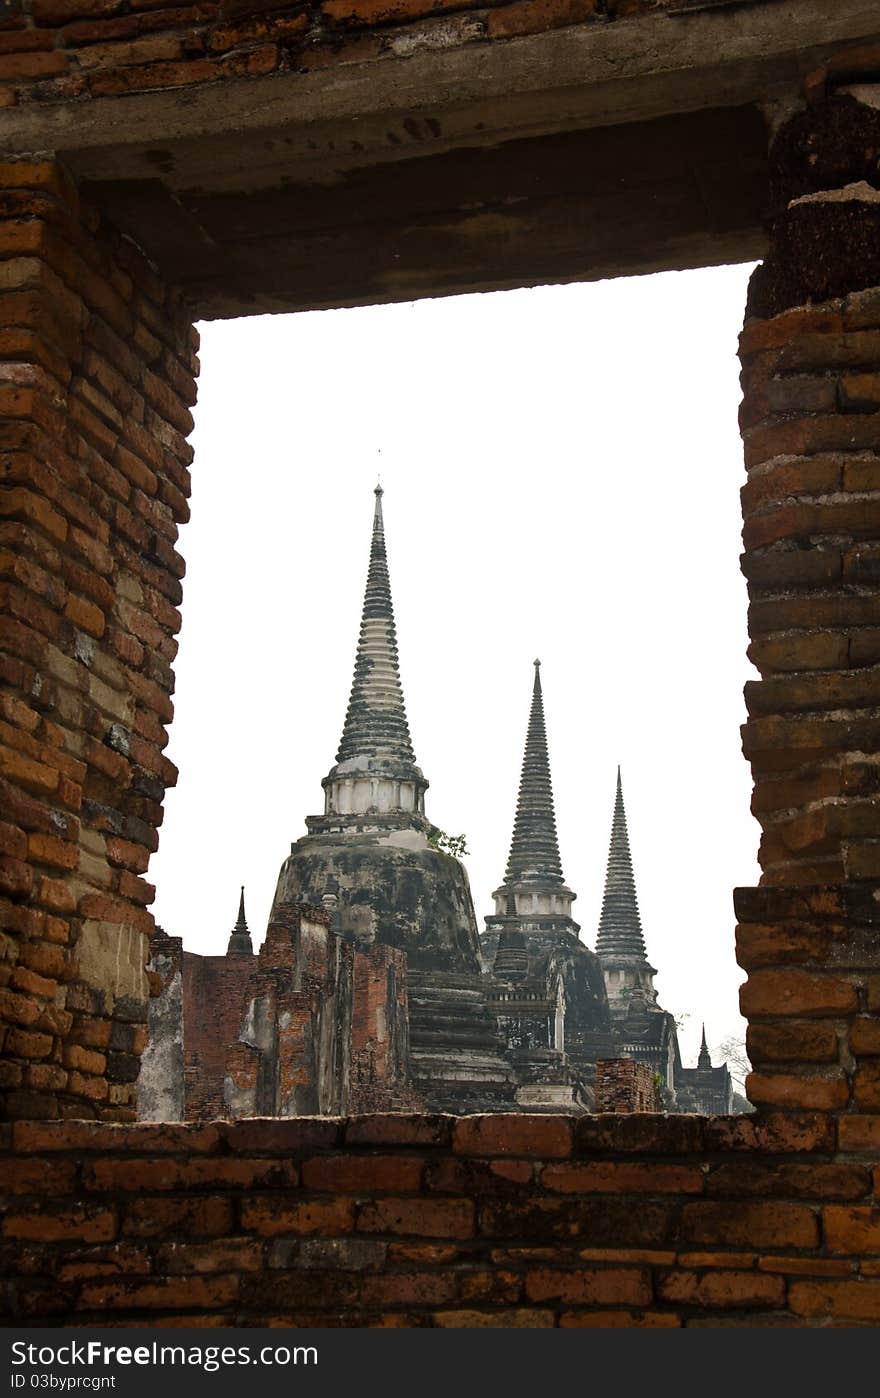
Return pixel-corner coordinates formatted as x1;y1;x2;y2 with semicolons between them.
149;262;760;1072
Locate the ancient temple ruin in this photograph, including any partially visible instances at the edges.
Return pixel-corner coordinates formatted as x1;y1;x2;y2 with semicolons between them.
481;660;614;1107
4;0;880;1329
142;488;732;1120
595;769;679;1093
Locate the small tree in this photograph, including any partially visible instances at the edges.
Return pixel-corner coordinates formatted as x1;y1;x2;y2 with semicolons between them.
714;1034;751;1092
427;828;469;859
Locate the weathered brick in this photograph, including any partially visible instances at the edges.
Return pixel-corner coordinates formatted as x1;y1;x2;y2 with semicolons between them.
300;1154;422;1193
747;1020;840;1064
558;1310;681;1328
357;1198;474;1239
740;970;858;1018
2;1204;116;1242
122;1197;233;1239
745;1071;850;1112
241;1198;354;1238
78;1275;238;1312
541;1162;704;1194
657;1270;785;1308
453;1114;572;1159
84;1155;297;1191
680;1202;819;1250
525;1266;651;1306
789;1280;880;1320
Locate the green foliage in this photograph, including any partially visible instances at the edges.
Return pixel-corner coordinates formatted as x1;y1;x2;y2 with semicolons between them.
427;828;469;859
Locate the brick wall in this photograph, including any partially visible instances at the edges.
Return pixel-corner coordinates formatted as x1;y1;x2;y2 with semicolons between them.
0;158;197;1120
0;1;693;112
735;73;880;1120
2;1111;880;1326
595;1060;658;1113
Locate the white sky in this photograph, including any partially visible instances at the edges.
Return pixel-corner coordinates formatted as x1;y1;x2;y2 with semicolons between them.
150;262;761;1073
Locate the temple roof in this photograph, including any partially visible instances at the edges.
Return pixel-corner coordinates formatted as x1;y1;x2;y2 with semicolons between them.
335;485;417;769
697;1023;712;1070
596;769;649;962
503;661;565;887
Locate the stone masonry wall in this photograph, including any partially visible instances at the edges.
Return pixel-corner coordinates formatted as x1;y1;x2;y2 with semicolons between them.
0;157;197;1120
3;1111;880;1327
0;1;718;112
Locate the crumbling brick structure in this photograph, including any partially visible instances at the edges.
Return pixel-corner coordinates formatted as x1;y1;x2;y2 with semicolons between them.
594;1060;658;1114
140;904;416;1120
0;162;196;1121
3;0;880;1326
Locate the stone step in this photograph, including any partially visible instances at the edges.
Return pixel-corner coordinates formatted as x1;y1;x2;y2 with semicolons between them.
408;987;489;1006
408;973;491;993
410;1026;504;1048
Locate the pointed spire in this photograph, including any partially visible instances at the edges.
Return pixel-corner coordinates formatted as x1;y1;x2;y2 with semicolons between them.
227;885;254;956
503;660;564;886
596;769;649;961
697;1023;712;1070
335;485;417;768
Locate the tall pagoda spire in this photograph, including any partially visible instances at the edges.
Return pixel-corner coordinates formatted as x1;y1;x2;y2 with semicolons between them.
697;1024;712;1070
596;769;649;960
227;885;253;956
504;660;564;886
335;484;416;767
315;486;428;830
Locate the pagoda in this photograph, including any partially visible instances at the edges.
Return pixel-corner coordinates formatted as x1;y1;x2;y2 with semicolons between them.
269;485;514;1109
482;661;612;1106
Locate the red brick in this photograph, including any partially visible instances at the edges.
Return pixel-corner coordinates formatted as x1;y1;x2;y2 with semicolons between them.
437;1309;556;1327
322;0;461;22
657;1270;784;1308
747;1020;840;1064
84;1157;299;1191
525;1266;651;1306
849;1019;880;1056
541;1162;704;1194
757;1256;855;1277
706;1163;870;1202
559;1310;681;1328
3;1204;116;1242
157;1240;264;1274
789;1280;880;1320
240;1198;354;1238
824;1205;880;1254
357;1198;474;1239
453;1114;572;1159
0;1158;76;1193
122;1197;233;1238
745;1071;850;1111
79;1275;238;1311
300;1154;423;1193
488;0;598;40
838;1116;880;1152
680;1202;819;1250
740;970;857;1017
344;1114;452;1148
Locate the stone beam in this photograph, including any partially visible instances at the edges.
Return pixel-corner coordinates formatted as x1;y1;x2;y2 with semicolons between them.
83;105;768;317
2;1;879;187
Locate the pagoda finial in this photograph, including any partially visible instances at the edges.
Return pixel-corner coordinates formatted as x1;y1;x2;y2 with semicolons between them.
227;885;254;956
334;485;418;769
697;1023;712;1070
596;768;649;962
502;661;564;886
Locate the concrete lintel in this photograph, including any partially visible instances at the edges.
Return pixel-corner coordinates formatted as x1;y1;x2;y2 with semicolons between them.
4;0;880;189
